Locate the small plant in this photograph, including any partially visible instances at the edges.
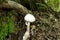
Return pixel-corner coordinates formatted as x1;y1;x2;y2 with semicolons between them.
0;11;15;40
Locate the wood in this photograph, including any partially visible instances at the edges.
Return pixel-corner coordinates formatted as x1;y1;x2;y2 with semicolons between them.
0;1;32;15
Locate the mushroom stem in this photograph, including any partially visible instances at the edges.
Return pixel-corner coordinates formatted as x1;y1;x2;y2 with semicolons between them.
23;22;30;40
27;22;30;32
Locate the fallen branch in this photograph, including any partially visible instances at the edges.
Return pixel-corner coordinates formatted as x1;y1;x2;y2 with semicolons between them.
0;0;32;15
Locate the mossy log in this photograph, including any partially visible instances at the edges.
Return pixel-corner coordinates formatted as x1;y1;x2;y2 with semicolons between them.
0;0;32;15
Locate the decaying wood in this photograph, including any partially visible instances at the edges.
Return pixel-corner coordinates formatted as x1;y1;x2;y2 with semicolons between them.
0;0;32;15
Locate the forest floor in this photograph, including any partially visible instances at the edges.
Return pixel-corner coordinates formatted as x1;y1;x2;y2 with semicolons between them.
3;11;60;40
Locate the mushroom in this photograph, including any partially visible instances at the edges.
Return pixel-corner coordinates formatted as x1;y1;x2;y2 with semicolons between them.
23;14;35;40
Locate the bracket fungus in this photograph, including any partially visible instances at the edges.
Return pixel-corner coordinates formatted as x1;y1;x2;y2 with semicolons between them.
23;14;35;40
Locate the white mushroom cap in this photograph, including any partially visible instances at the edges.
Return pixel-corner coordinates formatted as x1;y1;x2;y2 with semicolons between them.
24;14;35;22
